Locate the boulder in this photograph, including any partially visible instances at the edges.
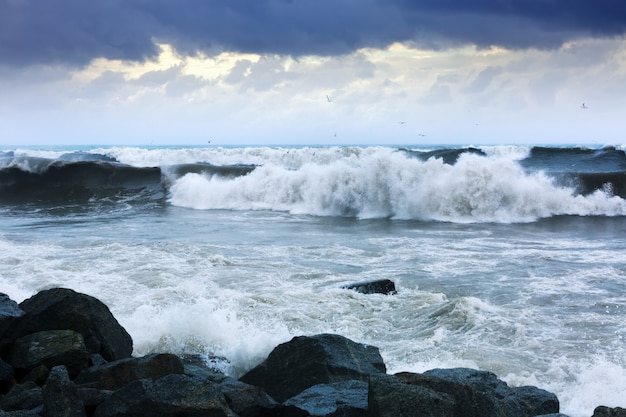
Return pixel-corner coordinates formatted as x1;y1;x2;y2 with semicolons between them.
8;330;89;379
368;373;456;417
2;288;132;362
92;374;237;417
593;406;626;417
0;382;43;412
341;280;397;295
0;358;14;393
383;368;559;417
283;380;368;417
74;353;184;391
0;293;24;338
42;366;86;417
218;377;280;417
239;334;386;403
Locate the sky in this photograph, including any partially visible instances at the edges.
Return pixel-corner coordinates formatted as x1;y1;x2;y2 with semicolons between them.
1;0;626;146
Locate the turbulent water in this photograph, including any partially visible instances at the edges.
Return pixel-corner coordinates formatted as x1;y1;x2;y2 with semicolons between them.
1;144;625;416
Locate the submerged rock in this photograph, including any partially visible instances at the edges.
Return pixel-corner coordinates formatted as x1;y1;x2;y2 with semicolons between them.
341;279;397;295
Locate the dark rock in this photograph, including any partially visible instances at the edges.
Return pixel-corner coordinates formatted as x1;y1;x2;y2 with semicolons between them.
8;330;89;379
239;334;386;402
0;294;24;341
283;380;368;417
92;373;237;417
2;288;132;362
0;382;43;412
534;414;571;417
0;358;14;393
88;354;108;367
0;409;43;417
368;373;456;417
181;354;228;383
76;387;114;414
74;353;184;391
42;366;86;417
593;406;626;417
341;280;397;295
392;368;559;417
19;365;49;386
219;377;280;417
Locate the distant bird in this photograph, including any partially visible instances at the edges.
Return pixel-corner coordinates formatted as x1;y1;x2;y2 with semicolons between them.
399;121;406;125
581;102;588;109
326;95;333;103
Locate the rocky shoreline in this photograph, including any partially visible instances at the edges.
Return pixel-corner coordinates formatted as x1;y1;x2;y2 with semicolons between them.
0;288;623;417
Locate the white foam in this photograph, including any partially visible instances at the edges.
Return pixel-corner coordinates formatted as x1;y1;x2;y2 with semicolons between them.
168;151;626;222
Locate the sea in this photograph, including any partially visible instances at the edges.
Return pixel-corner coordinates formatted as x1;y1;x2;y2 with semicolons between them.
1;144;625;416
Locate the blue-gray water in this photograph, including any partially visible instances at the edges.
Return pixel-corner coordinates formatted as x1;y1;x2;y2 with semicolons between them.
1;145;625;416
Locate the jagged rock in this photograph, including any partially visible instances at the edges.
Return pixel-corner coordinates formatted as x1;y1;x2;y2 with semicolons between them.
218;377;280;417
74;353;184;391
283;380;368;417
0;294;24;340
0;382;43;412
421;368;559;417
92;374;237;417
368;373;456;417
181;354;227;383
42;366;86;417
370;368;559;417
76;387;114;415
239;334;386;403
0;358;14;393
593;406;626;417
2;288;132;362
341;279;397;295
8;330;89;379
19;365;49;386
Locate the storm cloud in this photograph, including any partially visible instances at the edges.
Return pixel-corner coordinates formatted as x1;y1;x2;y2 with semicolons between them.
1;0;626;68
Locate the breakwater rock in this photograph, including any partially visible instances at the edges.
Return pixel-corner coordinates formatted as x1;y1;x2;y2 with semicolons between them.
0;288;619;416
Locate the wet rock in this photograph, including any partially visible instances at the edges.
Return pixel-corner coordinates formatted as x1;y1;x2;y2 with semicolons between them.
368;373;456;417
92;374;236;417
0;294;24;339
0;382;43;412
74;353;184;391
218;377;280;417
283;380;368;417
0;358;14;393
341;279;397;295
42;366;86;417
239;334;386;403
593;406;626;417
3;288;132;362
8;330;89;379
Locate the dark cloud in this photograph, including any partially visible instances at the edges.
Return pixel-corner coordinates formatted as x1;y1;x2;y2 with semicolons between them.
2;0;626;68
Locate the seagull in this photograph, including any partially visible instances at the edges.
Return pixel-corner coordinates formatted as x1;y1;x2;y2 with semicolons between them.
581;102;588;109
326;95;332;103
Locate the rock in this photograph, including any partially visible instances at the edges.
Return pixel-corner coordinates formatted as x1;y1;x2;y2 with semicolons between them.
2;288;132;362
76;387;114;415
0;294;24;339
74;353;184;391
283;380;368;417
0;358;14;393
386;368;559;417
8;330;89;379
42;366;86;417
92;374;237;417
0;409;43;417
239;334;386;403
0;382;43;412
593;406;626;417
19;365;49;386
218;377;280;417
368;373;456;417
341;280;397;295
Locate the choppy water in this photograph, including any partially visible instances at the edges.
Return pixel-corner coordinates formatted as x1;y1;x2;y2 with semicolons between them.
1;144;625;416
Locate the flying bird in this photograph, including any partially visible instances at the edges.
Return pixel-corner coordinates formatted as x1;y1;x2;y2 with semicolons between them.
581;102;588;109
326;95;332;103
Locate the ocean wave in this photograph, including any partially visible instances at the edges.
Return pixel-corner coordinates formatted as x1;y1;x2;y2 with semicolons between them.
2;146;625;222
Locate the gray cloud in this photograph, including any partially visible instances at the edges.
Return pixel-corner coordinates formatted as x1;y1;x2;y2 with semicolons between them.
1;0;626;68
